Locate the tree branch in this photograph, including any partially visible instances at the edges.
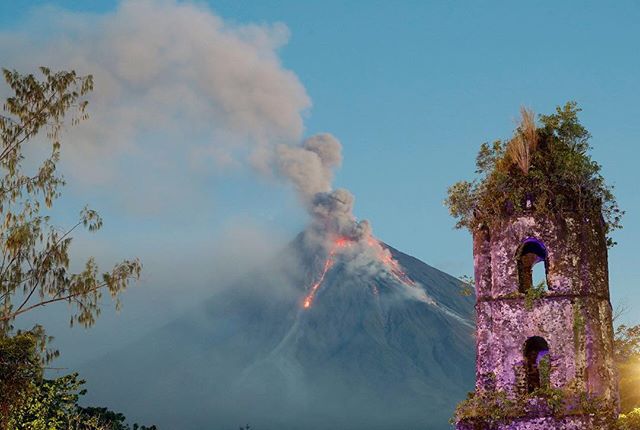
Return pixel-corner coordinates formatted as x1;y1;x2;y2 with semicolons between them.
0;274;137;322
0;90;59;163
1;220;83;287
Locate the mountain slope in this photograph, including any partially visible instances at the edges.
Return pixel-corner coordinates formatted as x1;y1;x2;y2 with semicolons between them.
80;236;475;430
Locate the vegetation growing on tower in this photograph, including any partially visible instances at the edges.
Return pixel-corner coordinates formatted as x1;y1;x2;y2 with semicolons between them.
445;102;623;247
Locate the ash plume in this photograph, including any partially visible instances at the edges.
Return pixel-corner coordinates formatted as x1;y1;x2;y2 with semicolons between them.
276;133;371;248
1;0;371;249
277;133;342;198
0;0;409;296
275;132;414;304
0;5;479;430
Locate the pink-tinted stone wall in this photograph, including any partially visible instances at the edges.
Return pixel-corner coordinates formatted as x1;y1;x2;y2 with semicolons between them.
457;415;612;430
460;212;619;428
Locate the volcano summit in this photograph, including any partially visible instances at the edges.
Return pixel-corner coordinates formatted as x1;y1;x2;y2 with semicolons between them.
81;231;475;430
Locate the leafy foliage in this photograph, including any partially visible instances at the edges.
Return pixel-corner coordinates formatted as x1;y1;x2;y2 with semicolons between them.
9;372;157;429
452;389;521;424
538;355;551;389
615;324;640;363
1;333;155;429
524;281;547;310
453;385;611;426
0;332;41;425
445;102;623;247
618;408;640;430
615;324;640;414
9;373;87;429
0;67;141;332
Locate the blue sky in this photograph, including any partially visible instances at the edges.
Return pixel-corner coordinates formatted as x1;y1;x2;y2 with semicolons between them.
214;0;640;323
1;0;638;354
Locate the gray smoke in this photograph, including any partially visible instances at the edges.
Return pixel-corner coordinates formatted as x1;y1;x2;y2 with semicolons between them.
310;189;371;240
277;133;342;198
0;7;448;430
277;133;372;249
0;0;374;249
0;0;311;211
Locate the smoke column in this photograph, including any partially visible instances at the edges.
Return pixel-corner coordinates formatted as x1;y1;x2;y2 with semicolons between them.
277;133;371;244
0;0;412;307
276;133;416;308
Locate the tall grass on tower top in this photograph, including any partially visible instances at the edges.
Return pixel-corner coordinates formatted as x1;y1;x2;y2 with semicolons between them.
506;107;539;175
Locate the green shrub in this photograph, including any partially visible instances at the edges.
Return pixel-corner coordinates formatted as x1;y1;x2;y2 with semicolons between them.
445;102;623;247
618;408;640;430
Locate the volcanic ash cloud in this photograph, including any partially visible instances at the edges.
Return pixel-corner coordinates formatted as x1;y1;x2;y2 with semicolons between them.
277;133;371;245
0;0;414;301
276;133;420;311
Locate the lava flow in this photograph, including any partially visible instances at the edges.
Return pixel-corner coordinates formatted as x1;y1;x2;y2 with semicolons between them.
366;237;416;287
303;237;351;309
303;235;415;310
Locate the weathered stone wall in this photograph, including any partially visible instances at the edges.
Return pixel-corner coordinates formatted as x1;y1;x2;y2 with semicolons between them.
482;214;609;299
457;414;612;430
465;212;619;429
475;296;616;400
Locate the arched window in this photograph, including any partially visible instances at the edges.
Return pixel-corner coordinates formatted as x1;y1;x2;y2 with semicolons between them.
517;238;548;293
524;336;550;393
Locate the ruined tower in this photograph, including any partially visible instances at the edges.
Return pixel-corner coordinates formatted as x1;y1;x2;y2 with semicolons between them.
460;209;619;429
452;106;620;429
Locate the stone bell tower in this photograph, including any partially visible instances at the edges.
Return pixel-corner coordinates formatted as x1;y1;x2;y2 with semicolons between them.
455;204;619;429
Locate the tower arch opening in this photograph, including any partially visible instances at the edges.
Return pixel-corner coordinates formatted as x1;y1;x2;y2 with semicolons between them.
517;238;549;293
524;336;550;393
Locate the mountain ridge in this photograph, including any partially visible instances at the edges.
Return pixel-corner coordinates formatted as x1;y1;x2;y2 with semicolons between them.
80;235;476;430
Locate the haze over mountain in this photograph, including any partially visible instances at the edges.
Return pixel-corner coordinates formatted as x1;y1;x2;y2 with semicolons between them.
80;232;475;430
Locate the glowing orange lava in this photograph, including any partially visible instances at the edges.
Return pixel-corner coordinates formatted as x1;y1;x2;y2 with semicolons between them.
302;235;415;310
366;237;415;287
303;237;351;309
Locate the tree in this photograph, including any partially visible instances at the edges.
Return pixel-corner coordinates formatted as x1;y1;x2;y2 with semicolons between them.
0;332;41;423
618;408;640;430
0;67;142;428
615;324;640;414
0;67;141;330
8;368;156;429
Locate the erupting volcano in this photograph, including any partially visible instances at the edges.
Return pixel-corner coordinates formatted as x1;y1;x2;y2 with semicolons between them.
81;226;476;430
367;236;417;287
302;236;351;309
302;235;417;310
80;134;476;430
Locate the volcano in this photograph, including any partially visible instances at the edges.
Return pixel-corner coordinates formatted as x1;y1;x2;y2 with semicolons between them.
80;233;475;430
